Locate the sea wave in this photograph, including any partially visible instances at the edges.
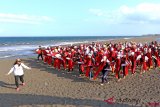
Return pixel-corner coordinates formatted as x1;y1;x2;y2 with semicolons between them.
41;41;90;48
0;42;32;46
0;55;16;59
0;38;128;59
123;38;131;40
0;45;37;52
54;41;89;46
0;41;90;52
0;41;90;59
47;39;115;47
0;54;35;59
0;38;120;51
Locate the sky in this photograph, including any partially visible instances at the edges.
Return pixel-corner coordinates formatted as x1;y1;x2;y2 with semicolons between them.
0;0;160;37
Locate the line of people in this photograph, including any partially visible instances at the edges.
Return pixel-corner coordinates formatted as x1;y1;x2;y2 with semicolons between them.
36;41;160;85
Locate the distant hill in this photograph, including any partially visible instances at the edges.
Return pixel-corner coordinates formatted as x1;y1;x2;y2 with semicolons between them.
142;34;160;37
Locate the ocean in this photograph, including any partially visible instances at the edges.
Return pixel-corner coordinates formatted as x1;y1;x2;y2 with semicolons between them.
0;36;157;59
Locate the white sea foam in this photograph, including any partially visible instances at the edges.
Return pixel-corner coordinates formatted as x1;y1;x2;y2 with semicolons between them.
0;55;16;59
123;38;131;40
0;45;37;52
0;38;120;59
42;41;90;48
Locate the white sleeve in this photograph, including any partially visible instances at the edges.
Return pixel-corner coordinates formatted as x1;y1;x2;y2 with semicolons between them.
152;56;157;60
66;57;71;60
107;59;110;63
7;66;14;75
136;55;141;61
21;63;31;70
145;56;149;61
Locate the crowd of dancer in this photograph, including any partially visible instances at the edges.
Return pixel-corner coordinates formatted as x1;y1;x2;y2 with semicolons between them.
36;41;160;85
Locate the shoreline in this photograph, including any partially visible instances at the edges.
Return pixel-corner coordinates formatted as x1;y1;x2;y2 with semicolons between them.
0;35;160;60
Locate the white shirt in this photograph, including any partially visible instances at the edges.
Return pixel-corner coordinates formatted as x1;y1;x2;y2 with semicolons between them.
8;63;31;76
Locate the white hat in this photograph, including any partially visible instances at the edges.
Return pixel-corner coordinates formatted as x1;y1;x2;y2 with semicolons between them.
131;52;134;56
111;48;114;51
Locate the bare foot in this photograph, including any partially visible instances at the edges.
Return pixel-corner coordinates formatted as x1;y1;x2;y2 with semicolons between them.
22;83;25;86
16;88;20;91
117;79;121;82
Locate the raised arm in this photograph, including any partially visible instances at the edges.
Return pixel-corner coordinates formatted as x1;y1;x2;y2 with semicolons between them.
7;66;14;75
136;55;141;61
21;63;31;70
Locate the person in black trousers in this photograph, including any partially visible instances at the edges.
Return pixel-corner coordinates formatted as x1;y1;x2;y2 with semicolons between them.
101;61;111;86
37;46;43;60
6;59;31;91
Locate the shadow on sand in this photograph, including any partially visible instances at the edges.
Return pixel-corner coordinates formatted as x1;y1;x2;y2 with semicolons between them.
0;93;132;107
10;58;134;107
0;81;15;89
23;58;101;83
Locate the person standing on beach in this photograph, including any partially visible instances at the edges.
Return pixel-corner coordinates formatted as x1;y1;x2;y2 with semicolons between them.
115;55;121;81
36;46;43;61
129;52;137;75
101;59;111;86
93;55;106;80
6;59;31;91
77;54;85;76
85;54;94;79
146;48;153;69
153;48;160;69
66;51;74;72
121;55;130;78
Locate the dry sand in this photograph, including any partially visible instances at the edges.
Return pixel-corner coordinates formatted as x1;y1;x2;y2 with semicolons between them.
0;36;160;107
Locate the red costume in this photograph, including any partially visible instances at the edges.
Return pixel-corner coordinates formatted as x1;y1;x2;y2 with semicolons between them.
67;53;73;71
85;55;93;77
147;50;153;69
53;52;62;70
47;51;52;65
115;56;121;79
43;50;48;63
62;51;68;70
79;57;85;73
93;60;106;80
121;56;130;77
154;50;160;68
129;53;137;74
141;55;148;71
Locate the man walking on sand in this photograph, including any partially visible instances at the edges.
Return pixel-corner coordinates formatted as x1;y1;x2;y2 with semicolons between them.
36;46;43;61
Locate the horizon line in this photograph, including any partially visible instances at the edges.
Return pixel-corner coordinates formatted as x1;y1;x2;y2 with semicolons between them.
0;35;142;37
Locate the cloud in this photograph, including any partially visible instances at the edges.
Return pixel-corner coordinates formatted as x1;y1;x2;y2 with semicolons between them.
89;9;104;16
0;13;53;24
0;28;4;33
89;3;160;24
